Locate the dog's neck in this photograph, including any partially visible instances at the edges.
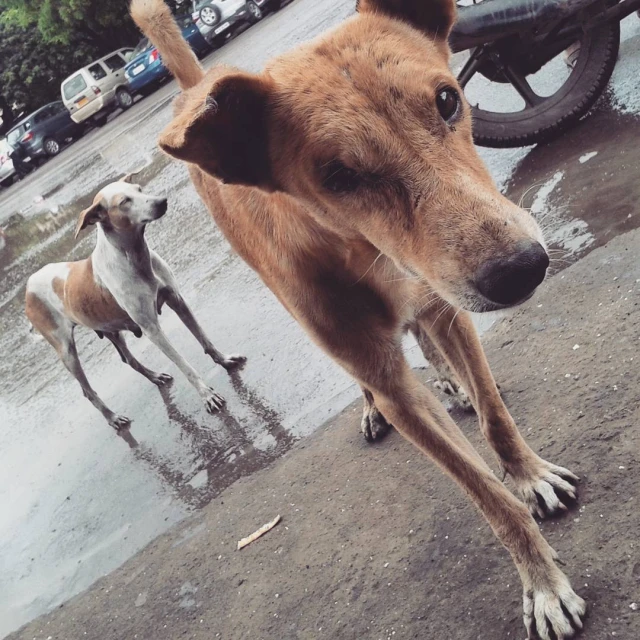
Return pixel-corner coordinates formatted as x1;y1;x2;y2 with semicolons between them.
94;224;153;276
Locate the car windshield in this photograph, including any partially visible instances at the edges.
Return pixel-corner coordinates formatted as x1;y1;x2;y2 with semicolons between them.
63;74;88;100
131;38;150;58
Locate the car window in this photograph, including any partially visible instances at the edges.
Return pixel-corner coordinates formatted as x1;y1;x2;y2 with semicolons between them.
88;63;107;81
51;102;67;114
104;54;125;71
63;74;88;100
32;110;50;124
176;14;194;28
131;38;150;58
120;49;134;62
7;125;26;146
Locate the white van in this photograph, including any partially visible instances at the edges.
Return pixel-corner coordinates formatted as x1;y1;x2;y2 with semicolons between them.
61;48;135;126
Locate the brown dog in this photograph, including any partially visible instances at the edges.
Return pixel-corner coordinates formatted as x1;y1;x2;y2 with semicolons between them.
131;0;586;637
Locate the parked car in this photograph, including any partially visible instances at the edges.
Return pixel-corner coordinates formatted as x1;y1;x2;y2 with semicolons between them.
61;48;135;126
0;139;16;187
4;102;83;164
192;0;264;47
125;15;209;96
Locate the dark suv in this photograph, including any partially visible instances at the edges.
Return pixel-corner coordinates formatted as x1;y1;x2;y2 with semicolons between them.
6;101;83;163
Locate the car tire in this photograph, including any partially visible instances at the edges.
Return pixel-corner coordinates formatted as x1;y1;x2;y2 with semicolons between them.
199;4;222;27
246;1;263;23
43;138;61;157
116;87;134;110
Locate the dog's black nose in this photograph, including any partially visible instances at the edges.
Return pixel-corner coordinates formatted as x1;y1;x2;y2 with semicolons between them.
157;198;168;216
475;241;549;306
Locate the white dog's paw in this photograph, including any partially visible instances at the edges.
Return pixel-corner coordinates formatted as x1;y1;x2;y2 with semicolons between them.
108;414;132;431
434;377;474;412
220;354;247;371
149;371;173;386
524;579;586;639
511;459;579;519
202;388;225;413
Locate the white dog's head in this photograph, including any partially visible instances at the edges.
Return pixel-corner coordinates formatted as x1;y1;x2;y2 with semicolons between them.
74;173;168;239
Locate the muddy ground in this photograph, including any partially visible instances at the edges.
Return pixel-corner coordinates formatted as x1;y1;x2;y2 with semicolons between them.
8;228;640;640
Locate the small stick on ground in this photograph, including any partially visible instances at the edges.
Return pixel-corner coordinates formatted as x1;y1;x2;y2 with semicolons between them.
237;515;282;550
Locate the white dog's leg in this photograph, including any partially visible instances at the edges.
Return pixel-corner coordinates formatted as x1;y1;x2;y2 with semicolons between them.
58;327;131;430
164;290;246;371
104;331;173;386
139;320;225;413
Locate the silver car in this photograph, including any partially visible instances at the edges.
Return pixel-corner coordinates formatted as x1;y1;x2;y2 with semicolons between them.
0;139;16;187
192;0;263;45
60;49;135;126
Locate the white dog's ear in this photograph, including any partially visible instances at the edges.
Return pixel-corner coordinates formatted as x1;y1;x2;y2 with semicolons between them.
119;168;143;184
74;201;105;239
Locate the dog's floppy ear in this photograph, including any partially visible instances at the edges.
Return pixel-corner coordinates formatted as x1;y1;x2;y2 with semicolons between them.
74;201;105;239
356;0;456;41
158;71;274;190
120;168;143;183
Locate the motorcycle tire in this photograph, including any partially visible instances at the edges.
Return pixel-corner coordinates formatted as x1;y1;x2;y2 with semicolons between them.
468;21;620;148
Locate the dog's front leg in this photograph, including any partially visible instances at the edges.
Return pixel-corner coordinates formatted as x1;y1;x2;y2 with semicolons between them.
368;364;585;640
133;311;225;413
416;303;579;519
304;302;585;639
163;290;246;371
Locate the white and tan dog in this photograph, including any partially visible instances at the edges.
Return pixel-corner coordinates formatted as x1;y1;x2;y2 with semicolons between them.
25;175;245;430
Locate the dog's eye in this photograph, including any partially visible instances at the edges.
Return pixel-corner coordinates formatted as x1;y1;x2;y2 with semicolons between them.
436;87;460;123
323;161;362;194
121;197;131;206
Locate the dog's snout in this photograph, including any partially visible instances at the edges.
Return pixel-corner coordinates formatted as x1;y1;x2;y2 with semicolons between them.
475;241;549;306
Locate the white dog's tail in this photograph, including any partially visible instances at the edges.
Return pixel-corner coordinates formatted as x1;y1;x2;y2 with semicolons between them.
130;0;204;90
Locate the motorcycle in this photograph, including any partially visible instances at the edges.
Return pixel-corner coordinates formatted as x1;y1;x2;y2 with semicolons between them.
450;0;640;147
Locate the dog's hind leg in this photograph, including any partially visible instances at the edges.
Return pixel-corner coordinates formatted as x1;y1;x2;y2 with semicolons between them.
163;289;246;371
104;331;173;387
360;386;392;442
416;302;579;519
409;321;473;412
58;326;131;430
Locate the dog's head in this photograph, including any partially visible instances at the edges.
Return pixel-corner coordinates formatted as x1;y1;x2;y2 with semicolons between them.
158;0;547;312
74;173;168;239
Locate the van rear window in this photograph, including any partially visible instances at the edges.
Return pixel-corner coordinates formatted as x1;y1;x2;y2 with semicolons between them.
63;74;88;100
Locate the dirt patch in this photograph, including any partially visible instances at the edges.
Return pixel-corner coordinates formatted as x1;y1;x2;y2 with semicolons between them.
8;227;640;640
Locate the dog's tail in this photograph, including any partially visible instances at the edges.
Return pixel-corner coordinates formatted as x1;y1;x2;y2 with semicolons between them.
130;0;204;90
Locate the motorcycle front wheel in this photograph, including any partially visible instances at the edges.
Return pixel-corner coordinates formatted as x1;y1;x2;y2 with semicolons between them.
457;21;620;148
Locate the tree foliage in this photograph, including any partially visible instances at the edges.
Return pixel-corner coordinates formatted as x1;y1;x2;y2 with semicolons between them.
0;0;189;131
0;20;100;132
0;0;142;52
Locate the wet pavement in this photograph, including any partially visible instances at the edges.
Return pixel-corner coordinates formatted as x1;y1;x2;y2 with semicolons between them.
2;2;640;636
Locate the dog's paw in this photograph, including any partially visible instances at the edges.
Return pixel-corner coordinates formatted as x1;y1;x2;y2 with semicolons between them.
149;372;173;386
524;579;586;639
220;354;247;371
108;414;132;431
361;405;392;443
434;378;474;412
511;459;579;519
202;388;226;413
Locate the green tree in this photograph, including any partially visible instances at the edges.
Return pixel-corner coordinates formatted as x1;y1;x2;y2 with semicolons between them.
0;20;98;129
0;0;142;53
